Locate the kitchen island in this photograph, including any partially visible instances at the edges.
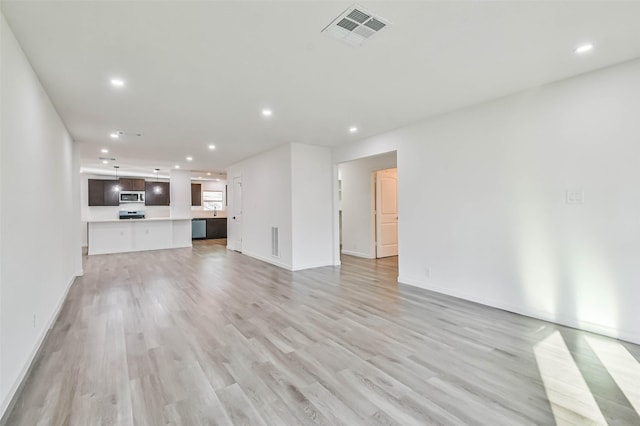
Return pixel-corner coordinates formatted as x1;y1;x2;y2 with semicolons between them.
88;217;192;255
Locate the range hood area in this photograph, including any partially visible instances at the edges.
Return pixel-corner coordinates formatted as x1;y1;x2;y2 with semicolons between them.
119;210;145;220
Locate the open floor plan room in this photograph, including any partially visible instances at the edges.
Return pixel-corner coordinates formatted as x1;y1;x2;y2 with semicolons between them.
3;1;640;424
4;241;640;425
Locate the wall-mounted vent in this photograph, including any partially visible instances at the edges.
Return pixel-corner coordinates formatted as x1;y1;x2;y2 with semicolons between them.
271;226;279;258
322;4;390;47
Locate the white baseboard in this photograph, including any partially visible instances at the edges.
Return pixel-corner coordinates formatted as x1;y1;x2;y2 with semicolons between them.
242;252;334;272
341;250;374;259
291;260;335;271
1;274;77;420
241;250;294;271
397;274;640;346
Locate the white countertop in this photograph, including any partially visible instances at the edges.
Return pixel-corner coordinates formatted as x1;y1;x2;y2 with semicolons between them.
191;216;227;219
87;217;192;223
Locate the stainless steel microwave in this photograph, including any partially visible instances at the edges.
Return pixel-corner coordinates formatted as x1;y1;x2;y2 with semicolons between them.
119;191;145;204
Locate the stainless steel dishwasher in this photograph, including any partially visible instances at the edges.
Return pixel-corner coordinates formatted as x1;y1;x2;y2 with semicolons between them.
191;219;206;239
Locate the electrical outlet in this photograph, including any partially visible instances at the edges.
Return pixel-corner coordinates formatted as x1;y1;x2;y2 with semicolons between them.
33;314;36;329
566;189;584;204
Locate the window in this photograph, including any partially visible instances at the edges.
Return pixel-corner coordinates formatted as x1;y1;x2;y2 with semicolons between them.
203;190;224;211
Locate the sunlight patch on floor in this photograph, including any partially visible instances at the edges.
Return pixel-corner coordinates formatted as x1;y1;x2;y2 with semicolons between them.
534;331;607;425
586;336;640;416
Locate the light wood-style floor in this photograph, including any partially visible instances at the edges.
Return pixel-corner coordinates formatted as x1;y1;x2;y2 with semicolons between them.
3;240;640;425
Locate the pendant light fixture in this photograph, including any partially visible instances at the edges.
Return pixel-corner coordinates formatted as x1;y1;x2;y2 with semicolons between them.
154;168;162;194
114;165;121;191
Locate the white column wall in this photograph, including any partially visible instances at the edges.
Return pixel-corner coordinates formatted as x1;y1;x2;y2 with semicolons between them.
227;143;334;271
291;144;333;271
170;169;192;218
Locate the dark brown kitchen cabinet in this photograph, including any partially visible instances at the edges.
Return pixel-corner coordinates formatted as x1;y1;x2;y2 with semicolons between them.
88;179;119;206
191;183;202;206
205;218;227;239
104;180;120;205
88;179;104;206
119;178;145;191
145;181;170;206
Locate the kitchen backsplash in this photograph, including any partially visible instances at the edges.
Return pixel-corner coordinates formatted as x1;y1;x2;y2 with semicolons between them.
86;204;171;220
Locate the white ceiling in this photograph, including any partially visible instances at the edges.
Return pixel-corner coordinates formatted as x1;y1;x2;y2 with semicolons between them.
3;1;640;177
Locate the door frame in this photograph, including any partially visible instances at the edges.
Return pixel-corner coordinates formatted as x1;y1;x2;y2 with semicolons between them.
231;175;243;252
374;168;398;258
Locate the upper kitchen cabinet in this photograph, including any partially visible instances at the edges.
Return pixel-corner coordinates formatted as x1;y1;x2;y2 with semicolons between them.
104;180;120;205
119;178;145;191
88;179;120;206
145;181;170;206
88;179;104;206
191;183;202;206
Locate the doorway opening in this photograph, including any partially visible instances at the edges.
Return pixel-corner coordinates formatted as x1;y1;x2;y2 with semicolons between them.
337;151;398;277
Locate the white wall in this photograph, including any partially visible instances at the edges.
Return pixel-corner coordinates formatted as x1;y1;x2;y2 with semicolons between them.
0;19;4;419
227;143;334;271
291;144;333;270
0;12;81;416
339;152;397;259
228;144;293;269
333;58;640;345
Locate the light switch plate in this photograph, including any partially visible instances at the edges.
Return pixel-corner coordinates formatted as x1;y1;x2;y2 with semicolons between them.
566;189;584;204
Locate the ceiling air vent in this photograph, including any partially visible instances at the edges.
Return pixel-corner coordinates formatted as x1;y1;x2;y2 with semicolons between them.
337;18;359;32
322;5;390;47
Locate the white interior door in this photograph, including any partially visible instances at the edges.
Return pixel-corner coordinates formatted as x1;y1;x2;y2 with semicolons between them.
375;168;398;258
232;176;242;252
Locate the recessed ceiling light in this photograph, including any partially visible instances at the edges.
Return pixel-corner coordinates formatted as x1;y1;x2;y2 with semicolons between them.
208;144;216;150
110;78;125;87
216;178;220;182
575;44;594;54
101;148;109;153
207;172;211;176
349;126;358;133
110;132;119;139
174;165;180;169
102;160;109;164
262;109;272;117
186;156;193;161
